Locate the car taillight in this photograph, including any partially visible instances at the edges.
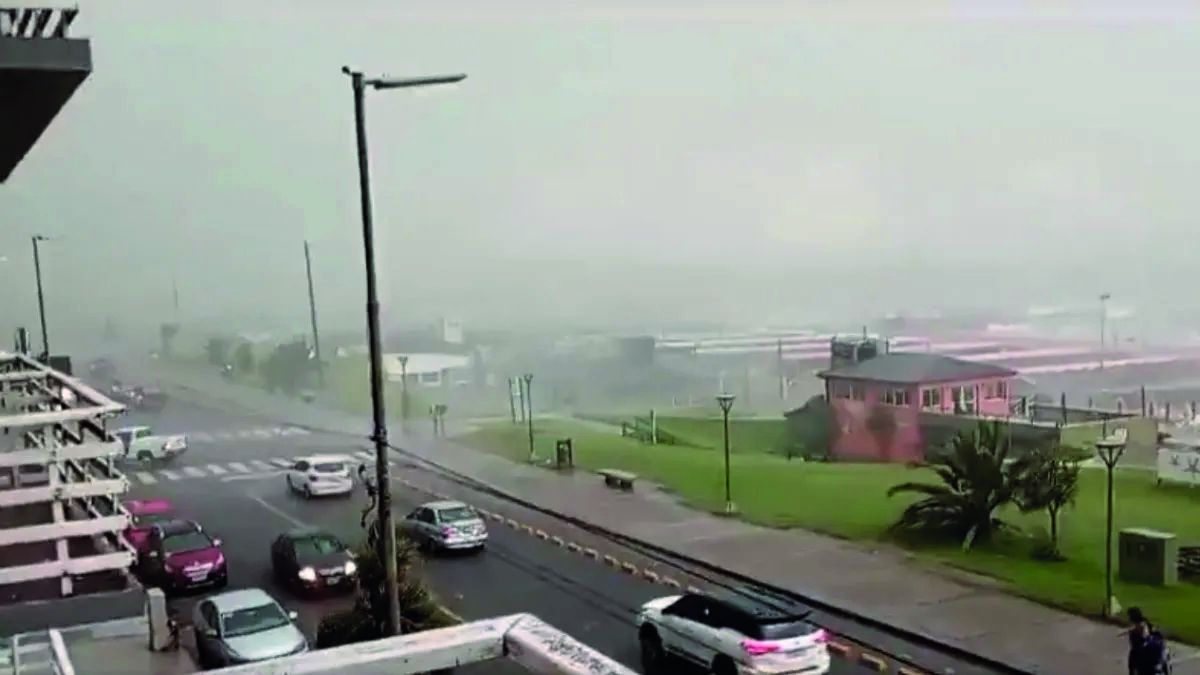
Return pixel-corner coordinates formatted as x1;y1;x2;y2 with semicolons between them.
740;639;782;656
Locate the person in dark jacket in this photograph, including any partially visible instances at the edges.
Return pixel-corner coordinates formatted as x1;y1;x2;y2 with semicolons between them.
1128;607;1170;675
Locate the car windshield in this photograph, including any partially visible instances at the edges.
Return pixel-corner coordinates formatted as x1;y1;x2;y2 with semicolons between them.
437;506;475;522
133;512;172;528
162;531;212;553
313;462;345;473
756;619;817;641
221;603;290;638
293;535;343;555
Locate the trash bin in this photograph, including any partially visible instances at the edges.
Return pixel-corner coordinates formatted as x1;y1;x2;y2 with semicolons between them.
555;439;574;470
1120;528;1178;586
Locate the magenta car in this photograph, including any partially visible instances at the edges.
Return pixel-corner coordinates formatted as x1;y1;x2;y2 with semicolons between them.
123;498;176;554
140;519;228;593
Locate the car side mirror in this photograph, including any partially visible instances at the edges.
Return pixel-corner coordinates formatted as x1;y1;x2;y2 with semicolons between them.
287;610;299;621
202;627;218;638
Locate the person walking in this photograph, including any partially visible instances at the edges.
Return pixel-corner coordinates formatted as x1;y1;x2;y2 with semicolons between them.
1127;607;1171;675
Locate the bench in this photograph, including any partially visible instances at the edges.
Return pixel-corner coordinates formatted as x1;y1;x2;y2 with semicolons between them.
598;469;637;491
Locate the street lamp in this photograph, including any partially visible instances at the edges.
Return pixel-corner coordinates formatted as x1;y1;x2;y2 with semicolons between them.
1099;292;1111;371
1096;430;1126;618
716;393;736;515
31;235;51;360
523;373;535;462
398;355;409;423
341;65;465;638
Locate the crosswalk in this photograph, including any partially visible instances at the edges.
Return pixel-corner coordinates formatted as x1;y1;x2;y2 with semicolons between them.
128;450;388;486
179;426;312;445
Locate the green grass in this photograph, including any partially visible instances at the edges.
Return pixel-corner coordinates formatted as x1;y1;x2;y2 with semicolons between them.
653;416;788;454
460;419;1200;643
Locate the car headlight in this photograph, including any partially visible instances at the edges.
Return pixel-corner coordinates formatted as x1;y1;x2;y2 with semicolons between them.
297;567;317;582
344;561;357;575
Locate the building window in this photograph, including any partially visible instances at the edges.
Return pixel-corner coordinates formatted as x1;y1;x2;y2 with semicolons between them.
921;388;942;409
996;381;1007;399
951;386;976;414
850;383;865;401
831;381;864;400
883;387;910;406
983;381;1009;399
419;372;441;385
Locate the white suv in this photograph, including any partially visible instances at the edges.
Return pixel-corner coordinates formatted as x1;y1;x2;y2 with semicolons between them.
637;589;830;675
286;455;354;498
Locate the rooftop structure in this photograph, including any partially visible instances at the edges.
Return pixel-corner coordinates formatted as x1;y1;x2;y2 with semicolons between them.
0;351;139;629
1;6;92;182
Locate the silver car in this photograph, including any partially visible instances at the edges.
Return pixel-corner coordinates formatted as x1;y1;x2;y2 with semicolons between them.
402;500;488;552
192;588;307;668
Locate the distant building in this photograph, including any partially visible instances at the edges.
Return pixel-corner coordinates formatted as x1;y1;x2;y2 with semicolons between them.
818;339;1016;462
383;352;472;388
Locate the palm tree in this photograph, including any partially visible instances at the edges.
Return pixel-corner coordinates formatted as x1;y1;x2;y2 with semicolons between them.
887;421;1023;551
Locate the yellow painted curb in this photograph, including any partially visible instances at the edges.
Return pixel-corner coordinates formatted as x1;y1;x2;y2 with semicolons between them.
603;555;620;567
620;561;638;575
566;542;582;553
825;640;852;658
859;652;888;671
551;536;565;547
505;518;519;529
642;570;660;583
488;513;503;522
535;529;549;540
661;577;681;589
583;547;600;560
898;667;928;675
522;525;535;535
686;585;703;594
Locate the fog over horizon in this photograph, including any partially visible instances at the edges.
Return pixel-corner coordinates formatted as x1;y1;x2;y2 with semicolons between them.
5;1;1200;351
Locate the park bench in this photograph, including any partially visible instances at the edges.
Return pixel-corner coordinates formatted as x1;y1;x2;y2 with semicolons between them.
598;468;637;491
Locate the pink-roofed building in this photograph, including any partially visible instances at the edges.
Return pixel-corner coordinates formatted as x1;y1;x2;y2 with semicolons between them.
817;345;1017;463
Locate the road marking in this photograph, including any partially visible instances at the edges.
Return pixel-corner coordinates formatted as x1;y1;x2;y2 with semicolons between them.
182;467;206;478
250;460;274;472
249;495;308;529
252;429;273;439
270;458;293;468
206;464;227;475
160;470;181;481
213;431;235;441
228;462;249;473
191;432;213;443
237;429;259;439
279;427;309;436
136;471;157;485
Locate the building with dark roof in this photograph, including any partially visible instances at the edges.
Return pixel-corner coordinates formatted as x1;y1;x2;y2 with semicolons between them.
816;339;1017;462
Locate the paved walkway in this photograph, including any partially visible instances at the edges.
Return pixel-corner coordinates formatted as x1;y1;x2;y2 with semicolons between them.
135;360;1199;675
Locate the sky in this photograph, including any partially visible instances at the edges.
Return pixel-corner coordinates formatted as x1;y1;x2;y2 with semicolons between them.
4;0;1200;350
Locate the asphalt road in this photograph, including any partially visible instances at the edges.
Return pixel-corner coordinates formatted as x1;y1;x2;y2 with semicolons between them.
119;397;871;674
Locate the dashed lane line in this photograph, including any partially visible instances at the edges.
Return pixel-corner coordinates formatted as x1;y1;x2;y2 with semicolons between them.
228;462;249;473
270;458;293;468
182;467;206;478
249;460;274;472
136;471;157;485
160;470;182;481
206;464;227;475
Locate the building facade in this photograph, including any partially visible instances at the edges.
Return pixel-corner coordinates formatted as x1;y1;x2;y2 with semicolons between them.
818;349;1016;462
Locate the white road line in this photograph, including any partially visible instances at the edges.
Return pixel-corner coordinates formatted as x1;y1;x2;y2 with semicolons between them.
159;470;181;481
237;429;258;439
229;462;250;473
183;467;206;478
280;427;309;436
249;495;308;529
136;471;157;485
252;429;273;439
270;458;293;468
214;432;235;441
206;464;227;475
250;460;274;472
191;432;214;443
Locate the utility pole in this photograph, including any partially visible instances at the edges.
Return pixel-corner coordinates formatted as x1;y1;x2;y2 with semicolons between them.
1096;433;1125;618
31;235;49;360
717;393;736;515
398;355;410;423
341;66;465;637
1099;292;1111;371
777;338;786;401
523;373;535;462
172;275;180;316
303;241;324;387
517;375;527;423
508;377;518;424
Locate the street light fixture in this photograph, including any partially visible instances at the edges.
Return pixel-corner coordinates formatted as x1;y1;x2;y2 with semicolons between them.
1099;292;1111;371
31;235;51;361
398;355;410;423
1096;430;1126;618
341;65;465;638
716;393;736;515
523;373;535;462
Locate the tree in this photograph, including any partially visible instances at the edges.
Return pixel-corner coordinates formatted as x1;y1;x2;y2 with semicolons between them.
1014;444;1086;559
206;337;231;366
316;534;455;648
262;340;312;395
234;342;255;374
887;421;1023;551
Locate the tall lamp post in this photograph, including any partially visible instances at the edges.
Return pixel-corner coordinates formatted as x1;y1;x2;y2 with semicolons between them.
716;393;736;515
1099;292;1111;371
303;241;324;387
398;355;410;423
1096;430;1126;618
342;65;466;637
31;235;51;360
523;373;535;462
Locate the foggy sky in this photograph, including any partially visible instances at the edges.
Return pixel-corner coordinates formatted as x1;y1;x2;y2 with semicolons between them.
4;1;1200;350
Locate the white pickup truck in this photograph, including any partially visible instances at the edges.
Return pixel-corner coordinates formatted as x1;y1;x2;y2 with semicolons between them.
115;426;188;463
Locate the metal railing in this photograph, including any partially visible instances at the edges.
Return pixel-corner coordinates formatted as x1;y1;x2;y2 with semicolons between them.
5;629;74;675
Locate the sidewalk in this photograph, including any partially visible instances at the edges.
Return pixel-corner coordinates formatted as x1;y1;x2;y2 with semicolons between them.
137;359;1198;675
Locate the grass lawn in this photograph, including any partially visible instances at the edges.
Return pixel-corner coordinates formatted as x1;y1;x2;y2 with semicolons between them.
653;416;788;454
460;419;1200;643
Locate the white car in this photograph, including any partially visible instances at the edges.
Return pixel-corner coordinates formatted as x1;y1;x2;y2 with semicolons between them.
637;589;830;675
401;501;488;552
115;426;187;463
285;455;354;498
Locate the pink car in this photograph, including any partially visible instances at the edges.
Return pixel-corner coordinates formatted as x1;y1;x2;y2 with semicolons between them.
123;498;176;554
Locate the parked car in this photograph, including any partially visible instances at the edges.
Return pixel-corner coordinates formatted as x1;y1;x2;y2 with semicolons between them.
636;589;830;675
270;528;357;594
285;455;354;498
139;519;227;592
401;500;488;553
192;588;307;669
122;498;176;554
115;425;187;463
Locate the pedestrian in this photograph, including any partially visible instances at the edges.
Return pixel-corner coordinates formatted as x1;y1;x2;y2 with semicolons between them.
1127;607;1171;675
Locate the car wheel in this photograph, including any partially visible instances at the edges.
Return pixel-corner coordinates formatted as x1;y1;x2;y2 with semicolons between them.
303;484;312;499
137;451;154;464
710;655;736;675
639;626;665;674
286;475;294;491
